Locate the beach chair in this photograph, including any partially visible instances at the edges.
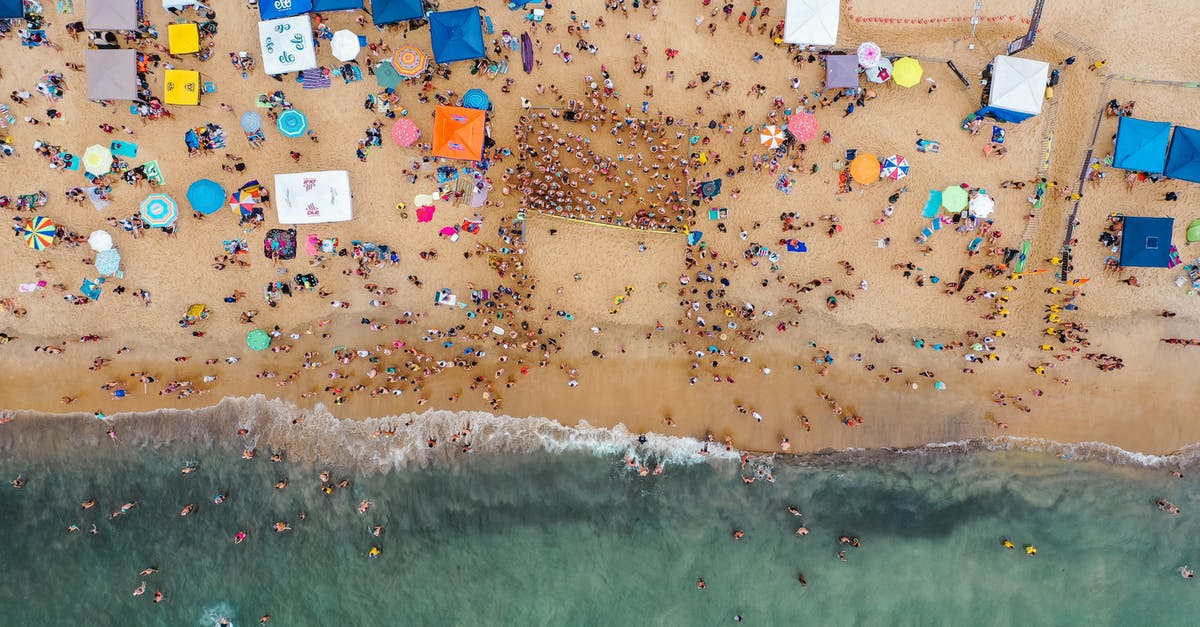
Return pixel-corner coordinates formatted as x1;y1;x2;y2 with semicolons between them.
526;9;544;22
968;237;983;252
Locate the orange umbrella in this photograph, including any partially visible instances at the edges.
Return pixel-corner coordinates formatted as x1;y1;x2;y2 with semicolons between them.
849;153;881;184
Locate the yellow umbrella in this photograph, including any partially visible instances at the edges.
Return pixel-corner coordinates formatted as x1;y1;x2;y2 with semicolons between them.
849;153;881;184
168;23;201;55
893;57;923;88
82;144;113;176
164;69;201;106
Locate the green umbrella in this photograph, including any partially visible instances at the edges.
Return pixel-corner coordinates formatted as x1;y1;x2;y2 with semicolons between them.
375;61;402;90
942;185;969;213
246;329;271;351
1187;219;1200;243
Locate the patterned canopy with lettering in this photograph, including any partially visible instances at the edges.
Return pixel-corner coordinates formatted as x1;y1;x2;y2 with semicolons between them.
258;15;318;76
274;171;354;224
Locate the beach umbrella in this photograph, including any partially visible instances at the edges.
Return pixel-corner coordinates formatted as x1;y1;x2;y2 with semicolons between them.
934;381;946;391
849;153;881;184
375;61;403;89
140;193;179;227
391;118;421;146
857;42;882;68
187;179;226;215
462;88;489;111
759;125;785;150
246;329;272;351
330;30;361;62
277;109;308;138
88;229;114;252
893;57;923;88
95;248;122;277
229;190;256;215
786;111;818;143
866;57;893;83
22;216;55;250
82;144;113;176
880;154;910;180
969;192;996;219
240;111;263;133
942;185;969;212
392;45;428;78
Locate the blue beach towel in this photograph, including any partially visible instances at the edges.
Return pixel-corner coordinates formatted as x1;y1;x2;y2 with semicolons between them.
110;140;138;158
922;190;942;218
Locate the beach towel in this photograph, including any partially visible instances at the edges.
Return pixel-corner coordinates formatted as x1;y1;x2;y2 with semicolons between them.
305;234;321;256
63;154;80;171
264;228;297;260
18;281;46;293
110;140;138;158
922;190;942;218
301;70;332;89
991;125;1006;144
86;186;109;210
786;240;808;252
416;205;435;222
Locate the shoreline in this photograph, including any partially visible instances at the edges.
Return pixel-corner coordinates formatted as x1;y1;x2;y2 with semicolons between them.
3;394;1197;472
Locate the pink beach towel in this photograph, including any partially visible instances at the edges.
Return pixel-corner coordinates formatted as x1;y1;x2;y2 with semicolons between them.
416;205;435;223
305;234;321;256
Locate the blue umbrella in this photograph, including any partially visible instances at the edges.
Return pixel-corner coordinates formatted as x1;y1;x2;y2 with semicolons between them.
462;88;489;110
187;179;226;215
95;248;122;277
240;111;263;133
277;110;308;138
140;193;179;228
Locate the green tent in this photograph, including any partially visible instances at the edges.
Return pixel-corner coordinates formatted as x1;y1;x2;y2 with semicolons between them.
246;329;271;351
1187;219;1200;243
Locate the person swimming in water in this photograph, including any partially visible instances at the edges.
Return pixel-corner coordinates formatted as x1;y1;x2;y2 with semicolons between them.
1001;538;1015;549
788;506;802;517
153;590;164;604
139;567;158;577
358;499;371;514
275;478;288;490
795;527;809;536
11;476;26;489
133;582;146;596
798;573;808;588
112;501;138;519
371;525;383;537
213;492;226;505
368;546;381;559
81;499;96;510
1180;565;1194;579
273;521;291;533
1024;545;1037;556
234;531;247;544
181;463;198;475
180;503;195;517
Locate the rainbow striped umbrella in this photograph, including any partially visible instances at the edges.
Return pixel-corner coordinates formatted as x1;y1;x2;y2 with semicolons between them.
392;45;428;78
22;216;56;250
140;193;178;228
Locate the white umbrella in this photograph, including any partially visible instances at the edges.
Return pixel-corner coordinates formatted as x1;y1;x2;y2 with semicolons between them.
88;230;114;252
330;30;361;62
969;193;995;219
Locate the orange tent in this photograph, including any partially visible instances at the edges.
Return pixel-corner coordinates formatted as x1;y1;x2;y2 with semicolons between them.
849;153;881;184
432;106;486;161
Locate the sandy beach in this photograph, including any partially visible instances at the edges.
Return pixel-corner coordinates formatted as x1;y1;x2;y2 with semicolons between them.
2;0;1200;458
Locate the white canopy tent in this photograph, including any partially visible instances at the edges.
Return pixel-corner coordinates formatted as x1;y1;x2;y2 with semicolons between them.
988;55;1050;119
783;0;840;46
258;15;318;75
274;171;354;224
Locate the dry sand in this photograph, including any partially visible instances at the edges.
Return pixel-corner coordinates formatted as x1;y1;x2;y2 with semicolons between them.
1;0;1200;456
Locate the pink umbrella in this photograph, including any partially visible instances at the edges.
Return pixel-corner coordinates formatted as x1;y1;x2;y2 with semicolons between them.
787;111;819;143
391;118;420;147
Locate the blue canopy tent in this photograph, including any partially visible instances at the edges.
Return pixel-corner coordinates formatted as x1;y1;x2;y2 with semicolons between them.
1165;126;1200;184
373;0;424;25
0;0;23;19
259;0;312;19
428;7;486;64
1113;117;1171;174
312;0;363;11
1119;216;1174;268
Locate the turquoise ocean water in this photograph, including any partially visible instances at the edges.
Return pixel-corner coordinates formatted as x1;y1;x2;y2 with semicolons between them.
1;396;1198;626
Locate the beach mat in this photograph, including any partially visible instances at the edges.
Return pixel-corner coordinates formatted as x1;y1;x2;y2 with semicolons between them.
922;190;942;218
110;140;138;158
301;70;332;89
